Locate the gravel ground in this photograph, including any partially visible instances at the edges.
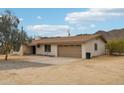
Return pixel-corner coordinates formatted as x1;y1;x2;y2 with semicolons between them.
0;55;124;85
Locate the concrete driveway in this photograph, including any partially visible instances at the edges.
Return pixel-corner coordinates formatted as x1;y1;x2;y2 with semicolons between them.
24;55;81;65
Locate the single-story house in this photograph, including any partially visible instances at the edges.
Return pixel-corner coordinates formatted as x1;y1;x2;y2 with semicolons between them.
20;34;107;59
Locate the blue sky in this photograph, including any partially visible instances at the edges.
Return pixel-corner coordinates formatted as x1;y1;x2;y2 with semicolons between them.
0;8;124;37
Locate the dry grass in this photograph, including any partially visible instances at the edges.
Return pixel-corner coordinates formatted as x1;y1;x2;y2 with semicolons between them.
0;55;124;85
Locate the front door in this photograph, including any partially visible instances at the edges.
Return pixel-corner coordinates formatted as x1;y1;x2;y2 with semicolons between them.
32;46;36;54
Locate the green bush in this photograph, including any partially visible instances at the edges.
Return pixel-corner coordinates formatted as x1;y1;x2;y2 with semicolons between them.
106;39;124;55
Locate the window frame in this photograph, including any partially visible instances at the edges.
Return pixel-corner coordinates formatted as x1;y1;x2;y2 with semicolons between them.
44;45;51;52
94;43;98;51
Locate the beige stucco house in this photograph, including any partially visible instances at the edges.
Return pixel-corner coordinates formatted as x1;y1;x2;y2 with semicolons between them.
20;34;107;59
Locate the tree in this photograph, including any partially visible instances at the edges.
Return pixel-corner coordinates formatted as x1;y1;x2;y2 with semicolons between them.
0;10;19;60
0;10;32;60
20;27;28;44
11;27;29;51
106;39;124;55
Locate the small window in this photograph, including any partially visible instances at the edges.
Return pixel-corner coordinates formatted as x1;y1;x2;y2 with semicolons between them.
44;45;51;52
37;44;40;48
94;43;98;51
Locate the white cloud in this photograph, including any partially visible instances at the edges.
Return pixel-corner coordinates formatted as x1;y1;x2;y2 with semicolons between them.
27;24;70;37
90;24;96;28
27;24;69;32
36;16;42;20
78;26;88;30
65;8;124;24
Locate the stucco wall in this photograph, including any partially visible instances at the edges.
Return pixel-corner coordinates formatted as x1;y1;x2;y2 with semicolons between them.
36;44;58;57
81;38;106;59
35;38;105;58
19;45;32;55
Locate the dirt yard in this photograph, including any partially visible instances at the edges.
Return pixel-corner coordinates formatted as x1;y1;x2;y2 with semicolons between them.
0;55;124;85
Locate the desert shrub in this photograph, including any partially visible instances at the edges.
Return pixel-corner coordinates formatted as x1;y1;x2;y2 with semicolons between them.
106;39;124;55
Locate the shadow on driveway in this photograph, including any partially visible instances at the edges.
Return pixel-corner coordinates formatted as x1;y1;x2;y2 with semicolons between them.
0;61;52;70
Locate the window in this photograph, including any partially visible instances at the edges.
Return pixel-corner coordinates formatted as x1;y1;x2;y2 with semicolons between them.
94;43;98;51
44;45;51;52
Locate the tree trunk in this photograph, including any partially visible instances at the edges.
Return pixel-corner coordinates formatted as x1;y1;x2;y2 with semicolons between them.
5;52;8;60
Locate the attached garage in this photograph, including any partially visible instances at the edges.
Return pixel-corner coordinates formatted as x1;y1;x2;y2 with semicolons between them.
58;45;82;58
26;34;106;59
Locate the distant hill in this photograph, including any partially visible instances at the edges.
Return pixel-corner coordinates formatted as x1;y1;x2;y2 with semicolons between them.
95;28;124;40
